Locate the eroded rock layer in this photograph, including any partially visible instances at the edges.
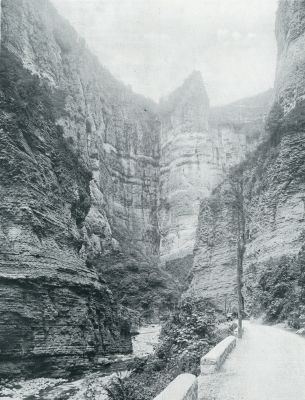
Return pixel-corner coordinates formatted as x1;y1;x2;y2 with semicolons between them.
188;0;305;317
0;0;166;377
0;48;131;378
158;72;210;280
159;74;271;285
189;109;305;313
275;0;305;112
0;0;282;379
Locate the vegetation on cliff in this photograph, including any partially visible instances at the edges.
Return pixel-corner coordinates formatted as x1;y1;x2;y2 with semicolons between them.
104;298;234;400
0;47;134;378
246;246;305;329
90;254;179;322
190;85;305;331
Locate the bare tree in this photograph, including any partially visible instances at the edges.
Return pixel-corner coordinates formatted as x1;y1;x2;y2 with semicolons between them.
226;166;246;338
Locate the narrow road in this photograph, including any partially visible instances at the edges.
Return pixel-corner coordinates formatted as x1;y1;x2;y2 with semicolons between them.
198;321;305;400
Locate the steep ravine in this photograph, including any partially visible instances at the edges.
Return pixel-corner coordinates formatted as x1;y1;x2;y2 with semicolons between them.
188;0;305;329
159;77;272;288
0;0;169;379
0;0;284;385
0;45;132;378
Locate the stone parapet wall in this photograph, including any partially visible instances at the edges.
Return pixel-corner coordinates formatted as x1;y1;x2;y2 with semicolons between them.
153;373;198;400
201;336;236;375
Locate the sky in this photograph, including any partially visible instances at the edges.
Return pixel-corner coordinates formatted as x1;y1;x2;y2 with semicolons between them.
51;0;278;106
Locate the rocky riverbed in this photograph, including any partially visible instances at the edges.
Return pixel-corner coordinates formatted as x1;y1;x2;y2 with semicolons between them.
0;325;161;400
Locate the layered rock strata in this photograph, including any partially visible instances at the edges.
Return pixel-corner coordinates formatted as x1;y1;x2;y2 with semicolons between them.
158;72;211;282
0;0;164;377
189;108;305;312
275;0;305;113
159;74;271;285
0;0;278;379
188;0;305;312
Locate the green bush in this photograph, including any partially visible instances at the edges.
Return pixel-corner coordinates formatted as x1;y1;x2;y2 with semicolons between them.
248;249;305;328
105;376;155;400
0;48;92;236
116;298;226;400
0;48;66;124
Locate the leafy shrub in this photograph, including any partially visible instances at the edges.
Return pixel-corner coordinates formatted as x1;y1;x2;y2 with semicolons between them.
248;249;305;328
105;376;154;400
0;48;92;236
92;255;179;319
114;298;230;400
0;48;66;124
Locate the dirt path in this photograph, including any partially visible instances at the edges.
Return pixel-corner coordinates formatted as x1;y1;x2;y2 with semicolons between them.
198;321;305;400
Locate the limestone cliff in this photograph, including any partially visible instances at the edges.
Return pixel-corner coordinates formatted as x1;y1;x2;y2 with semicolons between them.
0;0;169;378
0;0;283;381
275;0;305;113
188;0;305;325
209;90;273;151
159;73;271;286
158;72;210;282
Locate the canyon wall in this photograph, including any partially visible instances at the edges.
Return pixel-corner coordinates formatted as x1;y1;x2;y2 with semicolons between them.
0;0;283;380
159;74;271;286
158;72;211;282
188;0;305;320
0;0;168;378
275;0;305;113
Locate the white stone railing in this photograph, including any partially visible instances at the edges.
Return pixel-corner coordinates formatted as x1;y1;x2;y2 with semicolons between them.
153;335;237;399
153;373;197;400
200;335;236;375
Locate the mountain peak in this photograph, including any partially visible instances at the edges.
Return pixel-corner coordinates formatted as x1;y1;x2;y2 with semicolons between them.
159;71;209;116
186;70;204;84
179;70;206;96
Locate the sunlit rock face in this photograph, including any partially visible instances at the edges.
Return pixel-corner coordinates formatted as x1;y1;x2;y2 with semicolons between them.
2;0;160;261
209;90;273;153
158;71;271;285
185;92;272;309
188;113;305;312
275;0;305;112
0;0;162;378
158;72;212;280
188;0;305;313
0;0;278;380
187;182;239;311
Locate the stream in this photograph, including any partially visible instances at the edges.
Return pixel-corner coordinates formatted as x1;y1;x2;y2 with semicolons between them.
0;325;162;400
132;324;162;357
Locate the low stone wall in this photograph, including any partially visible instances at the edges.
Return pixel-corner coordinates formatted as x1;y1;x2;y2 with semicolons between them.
153;373;197;400
200;335;236;375
153;336;236;399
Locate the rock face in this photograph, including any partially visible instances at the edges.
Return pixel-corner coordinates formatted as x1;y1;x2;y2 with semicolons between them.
188;0;305;314
189;109;305;313
159;72;271;286
0;0;278;380
0;0;165;378
275;0;305;113
0;47;131;378
158;72;211;281
209;90;273;150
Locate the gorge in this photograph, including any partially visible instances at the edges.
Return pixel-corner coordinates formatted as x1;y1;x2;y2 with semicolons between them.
188;0;305;329
1;1;305;398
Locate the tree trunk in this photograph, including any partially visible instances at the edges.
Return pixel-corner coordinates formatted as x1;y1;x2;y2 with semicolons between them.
237;240;244;338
